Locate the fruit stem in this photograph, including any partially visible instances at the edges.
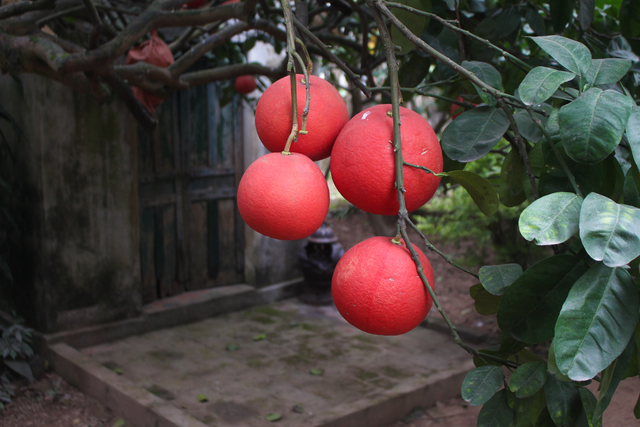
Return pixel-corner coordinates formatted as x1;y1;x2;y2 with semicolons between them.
370;0;518;370
281;0;300;152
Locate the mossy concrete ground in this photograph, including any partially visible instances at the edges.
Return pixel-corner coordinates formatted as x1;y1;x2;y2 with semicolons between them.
70;298;473;427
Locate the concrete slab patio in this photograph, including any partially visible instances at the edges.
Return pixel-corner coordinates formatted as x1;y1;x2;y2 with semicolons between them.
44;289;477;427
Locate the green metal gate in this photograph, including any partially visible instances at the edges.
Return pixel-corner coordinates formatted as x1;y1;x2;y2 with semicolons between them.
137;84;244;303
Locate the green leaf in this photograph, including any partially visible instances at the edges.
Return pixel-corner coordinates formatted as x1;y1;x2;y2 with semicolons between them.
265;413;283;422
518;67;576;106
525;388;548;426
479;264;523;296
593;336;635;425
477;390;515;427
439;170;499;216
559;88;633;164
513;110;545;143
441;106;510;162
532;36;592;76
391;0;431;55
3;360;33;381
526;8;546;36
496;6;521;36
549;0;573;32
579;0;596;30
519;192;583;245
579;387;598;427
585;58;633;85
499;147;527;207
498;255;589;344
547;340;572;382
197;393;208;402
627;107;640;168
462;61;502;106
470;283;502;315
544;375;583;426
555;264;639;381
509;362;548;398
462;365;505;406
579;192;640;267
620;0;640;38
399;53;432;89
309;368;324;376
253;334;266;341
0;257;12;281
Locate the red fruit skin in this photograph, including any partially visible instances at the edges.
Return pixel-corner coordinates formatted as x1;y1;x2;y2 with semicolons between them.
237;152;329;240
255;75;349;161
235;75;257;94
332;236;435;336
450;96;477;119
185;0;206;8
330;104;443;216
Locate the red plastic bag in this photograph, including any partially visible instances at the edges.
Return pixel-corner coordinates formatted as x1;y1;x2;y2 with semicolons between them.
126;30;175;113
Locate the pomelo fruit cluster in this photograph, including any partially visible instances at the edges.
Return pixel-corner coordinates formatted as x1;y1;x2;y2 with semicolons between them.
238;74;347;240
238;76;441;337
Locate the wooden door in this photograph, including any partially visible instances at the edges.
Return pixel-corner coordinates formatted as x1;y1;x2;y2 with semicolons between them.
138;83;244;303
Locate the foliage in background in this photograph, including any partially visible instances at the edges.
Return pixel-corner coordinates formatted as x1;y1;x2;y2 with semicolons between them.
0;319;34;409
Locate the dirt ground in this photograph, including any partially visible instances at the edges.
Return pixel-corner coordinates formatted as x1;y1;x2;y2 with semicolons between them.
1;208;638;426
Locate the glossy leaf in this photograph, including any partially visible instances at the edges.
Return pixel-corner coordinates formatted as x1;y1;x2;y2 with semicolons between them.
479;264;523;296
499;147;527;207
555;264;639;381
439;170;499;216
462;365;505;406
470;283;502;315
391;0;431;55
509;362;547;398
544;375;583;426
477;390;515;427
579;0;595;30
526;8;545;35
579;192;640;267
620;0;640;38
532;36;592;76
549;0;573;32
513;110;545;143
441;106;510;162
559;88;633;164
593;337;635;425
519;192;583;245
547;340;572;382
518;67;576;106
498;255;589;344
627;106;640;168
462;61;502;107
579;388;598;427
585;58;632;85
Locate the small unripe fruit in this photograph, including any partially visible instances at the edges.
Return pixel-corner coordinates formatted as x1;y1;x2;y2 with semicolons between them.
235;75;257;94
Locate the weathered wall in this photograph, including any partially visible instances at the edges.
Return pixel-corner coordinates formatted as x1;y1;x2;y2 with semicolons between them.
0;74;140;332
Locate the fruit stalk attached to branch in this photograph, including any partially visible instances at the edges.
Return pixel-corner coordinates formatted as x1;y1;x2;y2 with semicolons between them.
368;0;518;369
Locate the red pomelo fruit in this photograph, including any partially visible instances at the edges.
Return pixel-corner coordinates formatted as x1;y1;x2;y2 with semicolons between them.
332;236;435;336
237;152;329;240
330;104;443;216
255;74;349;161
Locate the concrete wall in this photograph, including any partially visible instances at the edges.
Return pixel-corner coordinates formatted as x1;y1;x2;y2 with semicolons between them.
0;74;141;332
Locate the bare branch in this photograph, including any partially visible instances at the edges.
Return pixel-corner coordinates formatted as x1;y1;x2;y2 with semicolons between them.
181;62;283;86
0;0;55;20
